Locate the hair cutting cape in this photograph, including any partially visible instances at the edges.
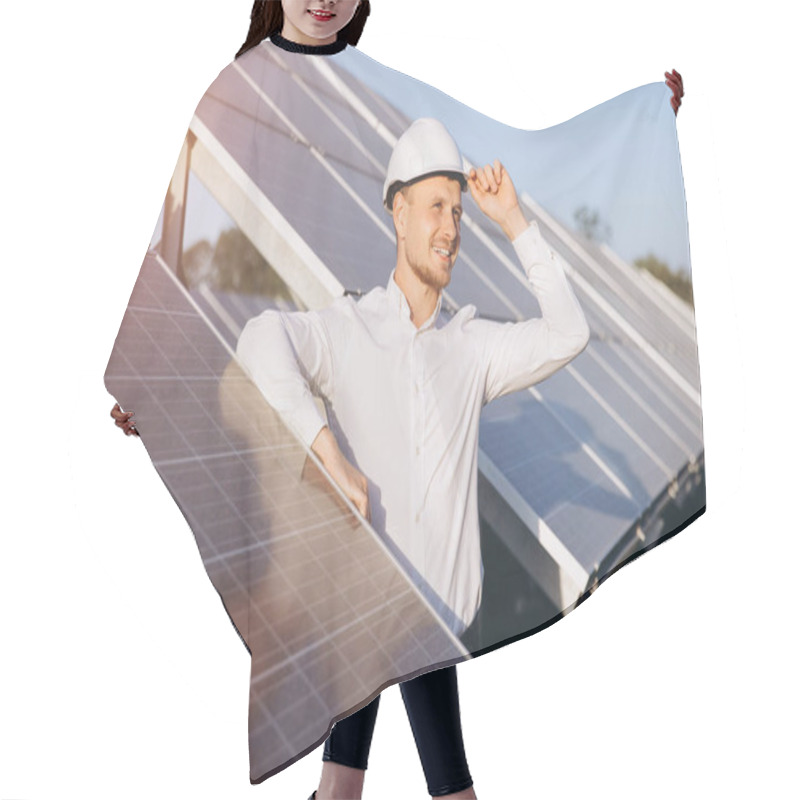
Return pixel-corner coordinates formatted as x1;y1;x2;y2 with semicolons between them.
105;37;704;784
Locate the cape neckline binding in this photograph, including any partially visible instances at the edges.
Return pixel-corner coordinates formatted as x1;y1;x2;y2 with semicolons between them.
269;32;348;55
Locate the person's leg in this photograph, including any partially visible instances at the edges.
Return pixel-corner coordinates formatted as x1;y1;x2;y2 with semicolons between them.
315;694;381;800
400;665;476;799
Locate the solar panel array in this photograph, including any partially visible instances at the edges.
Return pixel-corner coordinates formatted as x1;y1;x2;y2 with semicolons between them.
105;39;704;781
106;251;468;781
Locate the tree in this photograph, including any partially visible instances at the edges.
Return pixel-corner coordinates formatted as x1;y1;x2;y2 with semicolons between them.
181;228;294;301
634;253;693;307
573;205;612;243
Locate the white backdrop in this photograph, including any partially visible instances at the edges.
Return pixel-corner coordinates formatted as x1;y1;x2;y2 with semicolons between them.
1;1;797;798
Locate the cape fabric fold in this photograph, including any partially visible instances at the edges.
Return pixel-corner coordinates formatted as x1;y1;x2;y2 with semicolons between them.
105;39;704;783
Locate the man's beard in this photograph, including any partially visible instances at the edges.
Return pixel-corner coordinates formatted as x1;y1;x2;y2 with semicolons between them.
407;241;457;291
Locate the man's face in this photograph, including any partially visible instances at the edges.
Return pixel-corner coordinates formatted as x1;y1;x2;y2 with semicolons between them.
397;175;463;292
281;0;361;45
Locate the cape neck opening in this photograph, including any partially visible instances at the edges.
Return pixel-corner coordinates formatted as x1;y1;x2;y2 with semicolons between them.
269;32;348;55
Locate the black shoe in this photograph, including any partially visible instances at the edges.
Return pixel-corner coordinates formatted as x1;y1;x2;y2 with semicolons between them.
307;793;316;800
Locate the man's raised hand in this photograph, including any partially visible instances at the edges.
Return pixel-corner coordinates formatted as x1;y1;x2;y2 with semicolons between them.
467;160;528;241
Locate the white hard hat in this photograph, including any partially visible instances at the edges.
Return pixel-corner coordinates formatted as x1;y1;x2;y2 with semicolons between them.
383;118;468;212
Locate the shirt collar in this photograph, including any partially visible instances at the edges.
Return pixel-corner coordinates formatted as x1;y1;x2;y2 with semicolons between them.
386;270;443;332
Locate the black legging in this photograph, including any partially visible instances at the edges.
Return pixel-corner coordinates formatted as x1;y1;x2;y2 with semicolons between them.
323;665;473;797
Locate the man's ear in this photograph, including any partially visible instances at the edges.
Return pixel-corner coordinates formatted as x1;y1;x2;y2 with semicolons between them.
392;188;407;240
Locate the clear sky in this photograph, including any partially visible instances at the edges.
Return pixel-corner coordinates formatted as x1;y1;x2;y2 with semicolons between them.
340;48;690;273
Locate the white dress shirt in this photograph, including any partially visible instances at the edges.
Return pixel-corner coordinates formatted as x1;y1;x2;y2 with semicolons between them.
237;221;590;635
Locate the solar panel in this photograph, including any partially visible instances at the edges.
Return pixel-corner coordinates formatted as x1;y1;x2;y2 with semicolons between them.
105;38;704;781
106;250;468;781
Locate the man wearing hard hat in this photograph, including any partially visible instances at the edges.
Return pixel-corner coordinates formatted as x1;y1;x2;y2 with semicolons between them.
237;117;590;800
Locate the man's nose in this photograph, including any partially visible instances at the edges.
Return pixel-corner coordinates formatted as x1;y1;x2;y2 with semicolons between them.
442;213;459;241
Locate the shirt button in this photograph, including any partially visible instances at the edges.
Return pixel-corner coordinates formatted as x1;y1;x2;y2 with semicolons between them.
415;512;420;523
415;445;420;455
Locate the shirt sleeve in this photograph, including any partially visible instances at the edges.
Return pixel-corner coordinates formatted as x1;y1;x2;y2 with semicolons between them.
480;222;591;405
236;308;335;448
